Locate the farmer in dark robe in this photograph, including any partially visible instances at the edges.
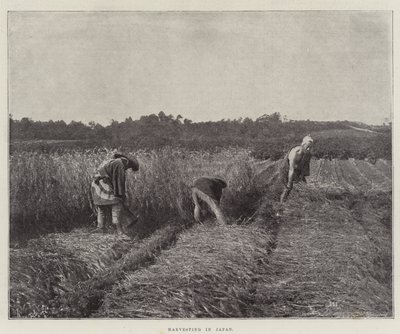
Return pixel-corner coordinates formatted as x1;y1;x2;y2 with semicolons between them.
280;135;313;202
91;153;139;235
192;177;228;225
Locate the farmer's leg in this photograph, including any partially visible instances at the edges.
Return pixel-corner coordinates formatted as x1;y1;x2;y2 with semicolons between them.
196;190;227;225
111;202;124;234
97;205;108;229
280;184;292;203
192;188;202;223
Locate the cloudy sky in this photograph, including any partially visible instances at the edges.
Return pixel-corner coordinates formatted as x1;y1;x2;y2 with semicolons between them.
9;11;392;125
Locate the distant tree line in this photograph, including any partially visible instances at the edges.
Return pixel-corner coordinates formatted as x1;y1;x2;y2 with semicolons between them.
9;112;392;160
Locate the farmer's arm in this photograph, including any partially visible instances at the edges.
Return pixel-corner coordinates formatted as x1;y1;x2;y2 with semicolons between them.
287;161;295;190
112;160;126;200
280;148;298;202
286;148;300;189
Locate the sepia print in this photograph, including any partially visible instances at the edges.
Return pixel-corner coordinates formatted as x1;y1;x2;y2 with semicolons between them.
8;11;392;320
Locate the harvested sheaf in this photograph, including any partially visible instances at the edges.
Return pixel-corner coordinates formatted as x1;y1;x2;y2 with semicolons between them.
54;222;189;318
332;159;356;193
375;159;392;178
317;159;345;192
308;159;322;184
10;222;189;318
251;158;285;201
353;160;392;190
253;185;392;317
339;159;371;190
9;229;136;318
96;224;274;318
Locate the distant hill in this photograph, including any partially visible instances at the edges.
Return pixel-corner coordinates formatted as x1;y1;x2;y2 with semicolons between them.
9;113;391;160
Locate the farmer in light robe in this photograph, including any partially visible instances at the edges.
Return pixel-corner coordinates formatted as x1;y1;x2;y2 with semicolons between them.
280;135;313;202
91;153;139;235
192;177;228;225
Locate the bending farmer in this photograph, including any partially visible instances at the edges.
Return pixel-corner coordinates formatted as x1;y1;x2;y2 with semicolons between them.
192;177;228;225
280;135;313;202
91;153;139;235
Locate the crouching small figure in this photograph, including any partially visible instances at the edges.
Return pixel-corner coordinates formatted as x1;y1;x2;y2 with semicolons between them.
192;177;228;226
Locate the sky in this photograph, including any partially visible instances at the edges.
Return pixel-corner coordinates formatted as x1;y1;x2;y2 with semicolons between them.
8;11;392;125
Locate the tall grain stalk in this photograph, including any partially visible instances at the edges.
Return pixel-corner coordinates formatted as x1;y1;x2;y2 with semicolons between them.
10;148;258;241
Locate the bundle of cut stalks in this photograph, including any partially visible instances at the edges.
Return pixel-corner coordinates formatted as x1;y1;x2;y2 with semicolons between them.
10;228;136;318
10;222;189;318
252;184;392;317
97;224;274;318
